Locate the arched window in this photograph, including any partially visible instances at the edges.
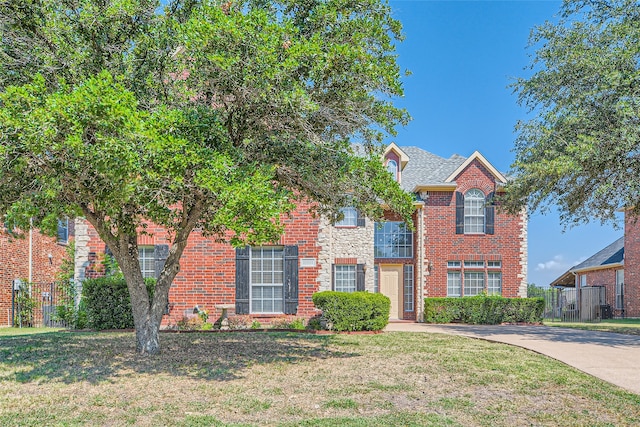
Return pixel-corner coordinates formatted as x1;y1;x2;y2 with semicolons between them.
386;159;398;181
464;189;485;233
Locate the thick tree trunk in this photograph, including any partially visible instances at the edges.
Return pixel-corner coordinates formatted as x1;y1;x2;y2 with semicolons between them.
80;201;202;355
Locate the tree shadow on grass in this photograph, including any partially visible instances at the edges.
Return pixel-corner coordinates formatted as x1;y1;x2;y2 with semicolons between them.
0;331;358;384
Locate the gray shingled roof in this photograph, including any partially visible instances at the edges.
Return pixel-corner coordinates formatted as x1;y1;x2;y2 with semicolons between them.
550;237;624;287
571;237;624;272
398;146;467;192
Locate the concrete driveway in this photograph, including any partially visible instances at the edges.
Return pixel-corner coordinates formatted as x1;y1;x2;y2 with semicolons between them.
385;322;640;395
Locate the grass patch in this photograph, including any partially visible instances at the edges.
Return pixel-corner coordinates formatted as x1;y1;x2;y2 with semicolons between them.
0;330;639;426
545;319;640;335
0;327;61;337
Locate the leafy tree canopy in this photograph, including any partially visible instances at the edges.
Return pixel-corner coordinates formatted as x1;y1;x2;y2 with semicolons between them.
504;0;640;226
0;0;413;354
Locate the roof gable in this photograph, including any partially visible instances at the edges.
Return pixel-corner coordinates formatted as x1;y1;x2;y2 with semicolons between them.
444;151;507;184
383;142;410;169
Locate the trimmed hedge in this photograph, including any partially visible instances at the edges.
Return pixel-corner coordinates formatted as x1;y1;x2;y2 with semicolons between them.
83;276;155;330
424;296;544;324
312;291;390;332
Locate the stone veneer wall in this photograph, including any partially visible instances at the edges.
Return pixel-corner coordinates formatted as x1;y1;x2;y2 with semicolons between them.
316;217;375;292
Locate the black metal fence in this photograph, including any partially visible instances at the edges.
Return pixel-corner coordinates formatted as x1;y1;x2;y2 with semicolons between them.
11;281;70;328
541;286;614;323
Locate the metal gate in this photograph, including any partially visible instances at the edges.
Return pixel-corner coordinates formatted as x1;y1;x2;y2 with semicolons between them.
11;281;70;328
543;286;610;323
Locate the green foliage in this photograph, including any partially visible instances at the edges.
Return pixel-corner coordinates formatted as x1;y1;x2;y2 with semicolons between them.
83;277;156;330
527;283;548;299
250;320;262;329
504;0;640;225
13;282;37;328
312;291;390;332
0;0;413;351
424;296;545;325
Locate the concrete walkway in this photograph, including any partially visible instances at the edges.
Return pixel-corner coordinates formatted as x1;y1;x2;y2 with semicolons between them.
384;322;640;395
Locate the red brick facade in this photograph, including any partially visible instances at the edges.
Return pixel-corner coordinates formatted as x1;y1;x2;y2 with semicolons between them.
421;159;526;301
623;215;640;317
78;202;323;326
0;226;68;326
74;148;527;325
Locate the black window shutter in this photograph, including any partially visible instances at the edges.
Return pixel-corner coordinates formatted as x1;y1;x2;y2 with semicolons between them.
284;245;299;314
455;191;465;234
356;264;365;291
331;264;336;291
356;209;366;227
485;192;495;235
235;247;250;314
154;244;169;279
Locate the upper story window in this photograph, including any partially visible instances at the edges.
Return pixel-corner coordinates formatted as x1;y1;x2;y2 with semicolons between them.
374;221;413;258
464;189;485;234
335;207;358;227
57;218;69;244
386;159;398;181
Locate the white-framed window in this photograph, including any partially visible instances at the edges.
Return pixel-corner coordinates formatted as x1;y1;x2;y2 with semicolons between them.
463;260;484;268
57;218;69;244
335;207;358;227
464;189;485;234
374;222;413;258
447;271;461;297
404;265;414;312
448;259;502;297
616;269;624;310
580;274;587;288
464;271;484;296
386;159;398;181
488;272;502;295
138;246;155;278
334;265;357;293
251;247;284;313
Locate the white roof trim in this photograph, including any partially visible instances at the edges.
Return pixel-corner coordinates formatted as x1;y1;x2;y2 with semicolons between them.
383;142;410;168
444;151;507;184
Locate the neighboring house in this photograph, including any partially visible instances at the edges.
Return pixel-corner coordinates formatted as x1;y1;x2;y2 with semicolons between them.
1;220;70;326
550;211;640;318
74;144;528;324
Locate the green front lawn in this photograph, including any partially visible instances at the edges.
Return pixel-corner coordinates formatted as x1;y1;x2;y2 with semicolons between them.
1;330;639;426
545;318;640;335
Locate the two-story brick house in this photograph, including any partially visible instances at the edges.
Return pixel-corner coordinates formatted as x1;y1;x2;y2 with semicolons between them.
73;144;528;324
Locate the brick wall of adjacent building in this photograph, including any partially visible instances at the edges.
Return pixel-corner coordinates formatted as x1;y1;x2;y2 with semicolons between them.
624;214;640;317
422;159;527;299
1;227;67;326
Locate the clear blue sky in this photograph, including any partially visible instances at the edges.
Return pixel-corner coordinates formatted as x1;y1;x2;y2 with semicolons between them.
387;0;623;287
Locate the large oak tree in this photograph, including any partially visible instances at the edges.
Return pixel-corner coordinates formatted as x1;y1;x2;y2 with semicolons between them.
504;0;640;226
0;0;414;354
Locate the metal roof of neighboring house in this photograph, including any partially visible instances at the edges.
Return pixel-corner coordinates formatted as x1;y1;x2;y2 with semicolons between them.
550;237;624;287
398;146;467;192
